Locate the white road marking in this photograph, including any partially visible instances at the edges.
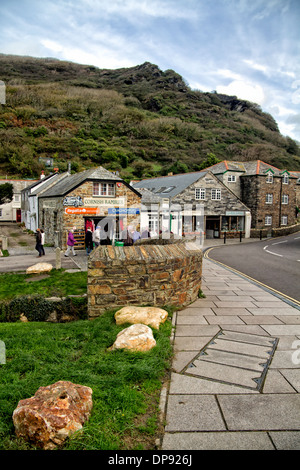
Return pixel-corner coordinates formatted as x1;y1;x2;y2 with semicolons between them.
272;240;287;245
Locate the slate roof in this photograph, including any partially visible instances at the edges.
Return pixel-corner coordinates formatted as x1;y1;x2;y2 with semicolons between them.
39;166;124;198
204;160;298;177
133;171;208;199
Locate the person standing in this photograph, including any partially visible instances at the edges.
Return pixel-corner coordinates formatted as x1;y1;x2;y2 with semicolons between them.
65;229;77;257
85;228;93;255
40;229;45;256
35;228;42;257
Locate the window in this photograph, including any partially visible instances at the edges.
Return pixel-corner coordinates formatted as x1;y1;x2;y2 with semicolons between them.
266;193;273;204
266;172;273;183
162;186;175;193
0;209;2;218
93;182;115;196
283;174;289;184
211;188;221;200
195;188;206;200
227;175;236;182
281;216;288;226
148;214;158;234
282;194;289;204
265;216;272;226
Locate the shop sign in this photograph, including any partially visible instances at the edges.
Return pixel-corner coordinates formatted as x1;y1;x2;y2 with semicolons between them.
108;208;140;215
63;196;83;207
84;197;126;207
65;207;99;215
226;211;245;216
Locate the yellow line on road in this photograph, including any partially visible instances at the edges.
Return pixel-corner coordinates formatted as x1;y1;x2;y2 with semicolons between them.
204;247;300;308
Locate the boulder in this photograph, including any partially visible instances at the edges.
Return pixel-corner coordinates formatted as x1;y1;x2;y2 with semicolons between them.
110;323;156;352
26;262;53;275
13;381;93;450
114;306;168;329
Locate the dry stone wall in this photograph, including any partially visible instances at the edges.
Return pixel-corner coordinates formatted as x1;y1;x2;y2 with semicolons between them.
87;241;202;318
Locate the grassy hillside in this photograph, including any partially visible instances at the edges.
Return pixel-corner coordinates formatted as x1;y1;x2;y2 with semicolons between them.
0;54;299;180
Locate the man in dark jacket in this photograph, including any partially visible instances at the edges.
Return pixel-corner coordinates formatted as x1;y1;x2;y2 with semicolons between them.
85;228;93;255
35;228;42;257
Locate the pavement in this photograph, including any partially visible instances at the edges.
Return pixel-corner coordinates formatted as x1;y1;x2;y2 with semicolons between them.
161;256;300;450
1;236;300;450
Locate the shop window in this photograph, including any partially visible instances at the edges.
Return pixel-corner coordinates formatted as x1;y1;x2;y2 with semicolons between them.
195;188;206;200
211;188;221;200
93;182;115;196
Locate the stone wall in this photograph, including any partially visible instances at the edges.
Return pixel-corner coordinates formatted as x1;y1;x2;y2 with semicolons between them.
87;240;202;318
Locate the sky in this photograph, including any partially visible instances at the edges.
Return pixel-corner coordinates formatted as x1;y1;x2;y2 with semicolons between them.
0;0;299;142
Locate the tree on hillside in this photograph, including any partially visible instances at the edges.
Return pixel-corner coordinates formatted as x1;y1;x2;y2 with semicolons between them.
0;183;13;205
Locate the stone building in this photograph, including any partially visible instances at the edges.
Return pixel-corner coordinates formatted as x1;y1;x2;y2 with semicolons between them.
133;170;251;239
21;171;67;232
0;178;38;222
38;166;142;248
203;160;299;231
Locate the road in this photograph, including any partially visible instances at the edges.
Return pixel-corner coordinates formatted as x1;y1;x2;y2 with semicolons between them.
205;233;300;304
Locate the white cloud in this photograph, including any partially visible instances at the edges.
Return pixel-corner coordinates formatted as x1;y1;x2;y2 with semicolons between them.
216;80;265;105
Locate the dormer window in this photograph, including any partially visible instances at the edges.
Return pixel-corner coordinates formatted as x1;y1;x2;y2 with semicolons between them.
266;172;273;183
282;174;289;184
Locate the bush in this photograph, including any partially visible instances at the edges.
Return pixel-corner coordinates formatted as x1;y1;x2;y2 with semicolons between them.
0;295;87;322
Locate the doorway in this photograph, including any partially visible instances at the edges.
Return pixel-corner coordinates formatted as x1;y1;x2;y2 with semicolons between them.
206;216;221;238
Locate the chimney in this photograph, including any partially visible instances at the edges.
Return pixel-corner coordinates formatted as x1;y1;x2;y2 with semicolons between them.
54;167;59;173
68;162;71;174
40;171;45;180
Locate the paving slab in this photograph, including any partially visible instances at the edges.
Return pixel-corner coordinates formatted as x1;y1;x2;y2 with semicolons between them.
280;370;300;392
218;329;277;347
218;394;300;430
269;431;300;450
175;325;220;337
164;395;226;432
187;359;261;389
262;325;300;336
198;348;266;372
176;315;208;325
162;431;275;450
173;336;212;352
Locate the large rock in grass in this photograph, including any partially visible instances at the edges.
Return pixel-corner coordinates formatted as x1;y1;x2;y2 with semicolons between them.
13;381;93;450
110;323;156;352
114;306;168;329
26;262;53;274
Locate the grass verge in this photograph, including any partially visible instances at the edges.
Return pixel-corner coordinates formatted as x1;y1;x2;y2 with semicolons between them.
0;269;88;300
0;308;174;450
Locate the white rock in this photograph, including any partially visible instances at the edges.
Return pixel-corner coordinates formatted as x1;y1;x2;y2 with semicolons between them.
110;323;156;352
26;263;53;274
114;306;168;329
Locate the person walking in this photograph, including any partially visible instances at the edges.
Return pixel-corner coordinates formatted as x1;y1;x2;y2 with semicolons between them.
65;228;77;257
85;227;93;255
40;229;45;256
35;228;42;257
